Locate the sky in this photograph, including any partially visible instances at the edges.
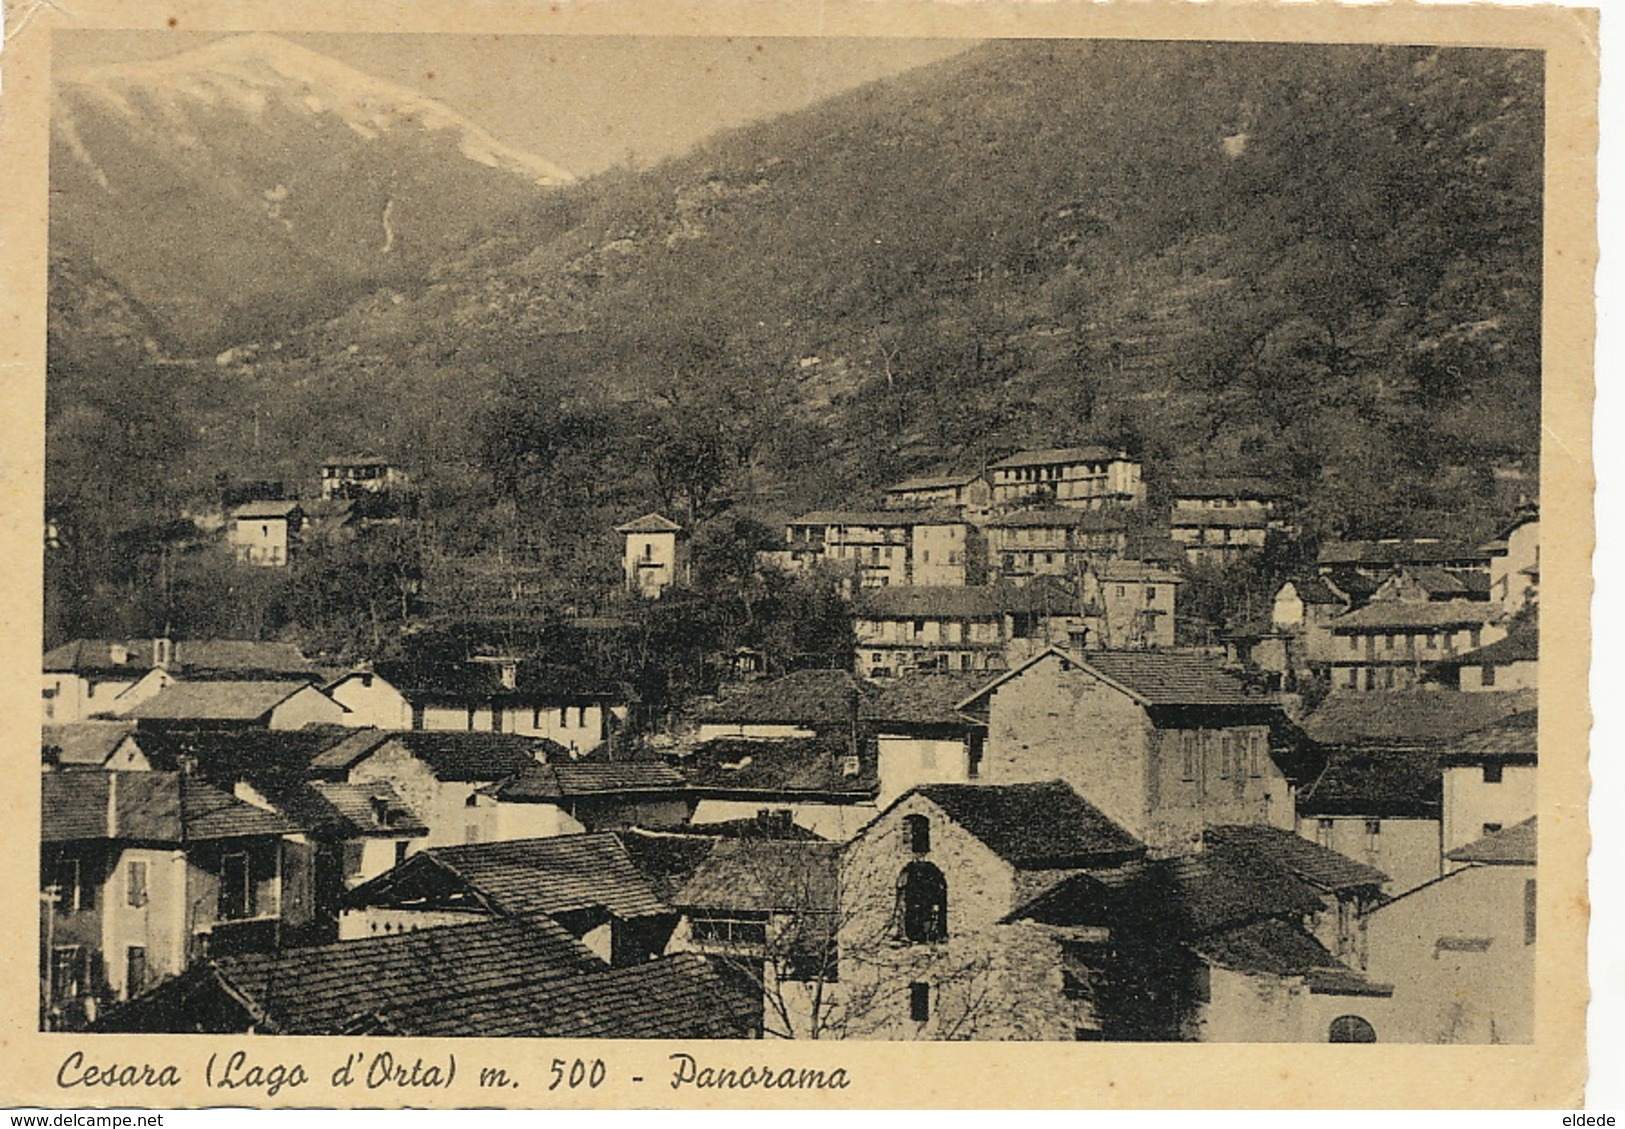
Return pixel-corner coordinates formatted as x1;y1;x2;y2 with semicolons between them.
52;32;976;177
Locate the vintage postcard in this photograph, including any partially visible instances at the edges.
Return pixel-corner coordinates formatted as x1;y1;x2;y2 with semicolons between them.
0;0;1597;1110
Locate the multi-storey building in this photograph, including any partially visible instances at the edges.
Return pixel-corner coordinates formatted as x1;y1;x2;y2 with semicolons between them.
781;510;980;588
986;447;1144;511
984;507;1132;582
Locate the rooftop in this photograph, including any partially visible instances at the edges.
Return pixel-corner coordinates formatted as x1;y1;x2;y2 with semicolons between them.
1089;560;1184;584
124;680;332;722
696;669;862;728
1204;825;1388;892
486;761;687;802
884;470;985;492
1328;600;1502;631
989;446;1128;469
1280;577;1350;607
1317;539;1490;567
915;780;1146;870
42;771;296;843
788;508;965;527
261;781;427;840
1295;748;1442;817
959;648;1273;711
1170;477;1281;500
1168;508;1270;529
1444;616;1538;667
984;507;1131;530
614;512;684;535
860;673;991;728
44;638;315;678
673;839;840;914
231;500;302;520
41;721;140;767
1438;710;1538;763
1301;689;1537;748
367;659;618;701
362;730;559;782
350;833;669;920
1446;816;1537;865
855;583;1077;620
680;735;878;798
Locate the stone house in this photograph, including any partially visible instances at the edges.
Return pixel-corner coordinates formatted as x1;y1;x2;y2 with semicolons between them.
859;673;989;809
615;512;689;598
1077;560;1182;650
960;648;1299;854
1427;615;1537;692
983;507;1131;583
1362;818;1536;1043
228;499;302;567
780;509;979;589
43;638;316;724
326;659;622;754
123;680;348;733
881;470;992;518
1439;710;1537;857
318;454;407;500
40;771;303;1028
986;447;1145;511
1324;597;1506;692
837;781;1148;1040
852;582;1077;678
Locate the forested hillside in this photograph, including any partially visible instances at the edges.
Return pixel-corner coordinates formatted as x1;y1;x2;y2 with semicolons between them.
47;37;1543;647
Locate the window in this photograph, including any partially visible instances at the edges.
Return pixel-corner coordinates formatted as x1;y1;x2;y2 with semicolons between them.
218;851;255;921
1482;822;1503;837
1328;1015;1377;1043
909;982;931;1023
1116;586;1126;599
1481;665;1497;687
1247;733;1264;778
126;860;148;908
52;856;93;913
1384;634;1394;652
1180;733;1197;782
1316;818;1335;849
904;814;931;854
50;946;87;1003
1483;763;1504;784
1365;819;1382;839
898;861;948;943
1524;878;1537;945
125;946;148;996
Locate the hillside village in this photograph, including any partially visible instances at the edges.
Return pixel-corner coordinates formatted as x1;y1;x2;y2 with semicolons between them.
41;442;1540;1043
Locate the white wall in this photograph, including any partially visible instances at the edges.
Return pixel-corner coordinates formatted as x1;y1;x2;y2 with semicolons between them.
1442;764;1537;855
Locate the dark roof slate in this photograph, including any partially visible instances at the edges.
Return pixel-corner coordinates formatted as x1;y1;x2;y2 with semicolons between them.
488;761;687;801
124;680;325;722
860;673;990;728
917;780;1145;869
696;669;861;727
1295;748;1442;817
614;513;683;534
855;584;1077;620
374;730;558;782
1438;710;1538;762
42;772;296;843
673;839;840;914
1446;816;1537;865
1078;651;1266;707
1204;825;1387;891
990;446;1125;468
1301;690;1537;748
680;736;877;797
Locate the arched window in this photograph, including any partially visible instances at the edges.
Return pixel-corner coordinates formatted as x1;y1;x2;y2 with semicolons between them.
1328;1015;1377;1043
897;861;947;944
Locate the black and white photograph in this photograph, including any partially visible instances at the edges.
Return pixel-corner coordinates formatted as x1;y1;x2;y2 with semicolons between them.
19;7;1594;1096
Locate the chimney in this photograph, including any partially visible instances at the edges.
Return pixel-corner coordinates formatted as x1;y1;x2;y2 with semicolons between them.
109;643;128;666
499;660;517;691
153;637;174;671
106;773;118;838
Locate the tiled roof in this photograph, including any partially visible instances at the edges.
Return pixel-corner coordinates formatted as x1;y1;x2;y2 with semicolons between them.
614;512;683;534
369;660;617;701
1301;690;1536;747
354;834;669;920
984;507;1131;530
1189;918;1380;990
1446;816;1536;865
321;454;392;467
123;680;325;722
1446;616;1538;666
1204;825;1387;891
696;669;861;727
673;839;840;914
1328;600;1501;631
1077;651;1266;707
1170;477;1280;500
1169;508;1270;529
1403;566;1491;597
1317;540;1490;567
989;446;1125;469
373;731;556;782
855;584;1077;620
163;726;376;783
231;500;302;519
42;772;296;842
788;508;964;527
617;829;721;902
263;781;427;839
680;736;877;797
42;722;138;766
885;471;984;492
488;761;687;801
1008;848;1324;936
1090;560;1184;584
305;728;399;773
1295;748;1442;817
860;673;990;728
1439;710;1538;762
917;781;1145;869
44;638;314;677
373;952;754;1039
1281;577;1349;606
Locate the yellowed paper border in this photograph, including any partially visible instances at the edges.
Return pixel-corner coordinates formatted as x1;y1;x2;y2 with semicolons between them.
0;0;1596;1109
